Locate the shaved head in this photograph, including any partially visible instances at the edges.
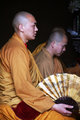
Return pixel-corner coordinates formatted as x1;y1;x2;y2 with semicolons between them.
12;11;34;32
46;27;67;47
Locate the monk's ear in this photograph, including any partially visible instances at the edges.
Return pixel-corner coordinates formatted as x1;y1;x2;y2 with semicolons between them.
51;41;55;48
18;24;24;32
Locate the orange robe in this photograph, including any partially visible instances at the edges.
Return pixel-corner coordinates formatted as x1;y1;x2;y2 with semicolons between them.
34;47;63;78
0;33;54;112
35;110;76;120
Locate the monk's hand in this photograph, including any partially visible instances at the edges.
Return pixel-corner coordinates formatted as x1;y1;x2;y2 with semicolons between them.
51;103;73;116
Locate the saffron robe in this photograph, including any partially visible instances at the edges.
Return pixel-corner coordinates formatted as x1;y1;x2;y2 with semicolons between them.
34;47;63;78
0;33;54;112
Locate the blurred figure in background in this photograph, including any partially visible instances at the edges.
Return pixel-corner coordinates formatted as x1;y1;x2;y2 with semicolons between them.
34;27;68;78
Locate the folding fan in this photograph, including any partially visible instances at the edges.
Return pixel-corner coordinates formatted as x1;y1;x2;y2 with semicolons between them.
37;73;80;113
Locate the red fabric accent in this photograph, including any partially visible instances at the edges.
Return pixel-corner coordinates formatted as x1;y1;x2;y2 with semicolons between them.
25;43;27;48
12;101;40;120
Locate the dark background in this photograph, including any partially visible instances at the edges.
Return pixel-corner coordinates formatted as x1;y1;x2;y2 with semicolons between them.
1;0;72;49
1;0;79;67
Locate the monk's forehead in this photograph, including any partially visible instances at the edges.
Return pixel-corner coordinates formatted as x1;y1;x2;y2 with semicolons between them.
26;14;36;23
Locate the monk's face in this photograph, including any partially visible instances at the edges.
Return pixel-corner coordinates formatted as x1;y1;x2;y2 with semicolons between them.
23;14;38;41
54;36;67;56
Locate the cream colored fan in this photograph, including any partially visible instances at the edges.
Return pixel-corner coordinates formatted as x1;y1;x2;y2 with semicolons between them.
37;73;80;113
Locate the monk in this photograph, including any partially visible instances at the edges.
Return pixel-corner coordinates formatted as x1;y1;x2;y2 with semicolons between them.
33;28;67;78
